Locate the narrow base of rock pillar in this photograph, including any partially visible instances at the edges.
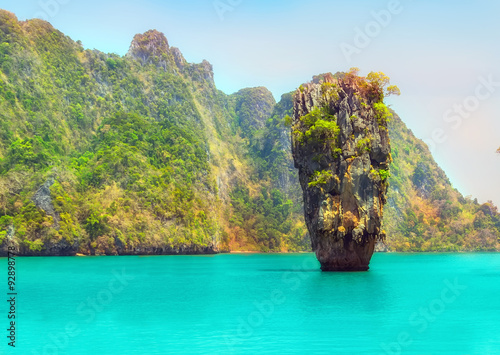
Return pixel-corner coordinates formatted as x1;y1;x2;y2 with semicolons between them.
316;238;375;272
320;263;370;272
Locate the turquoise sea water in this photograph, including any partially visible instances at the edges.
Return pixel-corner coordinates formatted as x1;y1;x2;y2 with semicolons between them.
3;253;500;354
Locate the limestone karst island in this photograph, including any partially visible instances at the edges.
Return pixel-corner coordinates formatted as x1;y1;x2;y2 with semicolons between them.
0;10;499;262
292;71;396;271
1;3;500;354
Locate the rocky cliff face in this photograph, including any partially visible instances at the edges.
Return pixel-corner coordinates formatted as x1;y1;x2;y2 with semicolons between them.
32;178;59;227
1;9;497;256
127;30;170;67
291;73;391;271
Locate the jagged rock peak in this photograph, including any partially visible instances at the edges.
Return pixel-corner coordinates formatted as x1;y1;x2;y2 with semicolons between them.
127;29;170;65
171;47;186;70
292;72;392;271
200;59;214;82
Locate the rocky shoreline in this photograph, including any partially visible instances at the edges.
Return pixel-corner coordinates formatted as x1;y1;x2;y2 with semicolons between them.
0;239;218;257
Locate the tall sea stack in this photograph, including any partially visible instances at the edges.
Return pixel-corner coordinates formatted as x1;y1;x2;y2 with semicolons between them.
291;71;394;271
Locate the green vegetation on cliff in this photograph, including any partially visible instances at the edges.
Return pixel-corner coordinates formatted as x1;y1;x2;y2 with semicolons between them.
0;9;498;254
384;113;500;251
0;12;222;254
0;10;309;255
288;71;500;252
226;88;308;251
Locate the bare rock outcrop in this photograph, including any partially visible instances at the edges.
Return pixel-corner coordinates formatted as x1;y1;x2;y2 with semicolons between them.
32;178;59;226
127;29;170;66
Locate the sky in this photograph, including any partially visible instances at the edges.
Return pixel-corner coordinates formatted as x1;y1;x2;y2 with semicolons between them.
3;0;500;205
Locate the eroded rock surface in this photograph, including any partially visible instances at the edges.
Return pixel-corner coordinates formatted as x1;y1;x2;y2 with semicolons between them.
33;178;59;227
292;73;391;271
